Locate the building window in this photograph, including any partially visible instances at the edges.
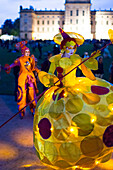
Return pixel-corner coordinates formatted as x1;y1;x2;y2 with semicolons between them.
76;19;78;24
37;27;39;32
76;9;79;16
37;20;39;25
24;14;27;16
42;27;44;32
83;10;85;16
106;21;108;25
52;28;54;31
42;16;44;18
82;19;84;24
107;16;109;18
52;21;54;24
91;21;93;25
24;26;27;31
24;18;27;24
47;20;49;24
52;16;54;18
47;28;49;32
42;20;44;25
47;16;49;18
70;10;73;16
62;20;64;25
25;33;27;39
70;19;72;24
101;21;103;25
37;16;39;18
58;21;60;25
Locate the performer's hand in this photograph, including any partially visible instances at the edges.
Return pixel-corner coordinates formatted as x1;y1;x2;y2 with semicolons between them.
91;50;101;59
4;64;11;74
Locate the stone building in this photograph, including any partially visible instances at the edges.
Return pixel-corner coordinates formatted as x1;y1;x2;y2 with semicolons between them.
19;0;113;40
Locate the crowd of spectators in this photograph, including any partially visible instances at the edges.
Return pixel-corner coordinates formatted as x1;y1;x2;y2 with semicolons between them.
0;38;113;85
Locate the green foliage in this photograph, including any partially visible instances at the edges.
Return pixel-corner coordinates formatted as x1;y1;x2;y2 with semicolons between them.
2;18;20;36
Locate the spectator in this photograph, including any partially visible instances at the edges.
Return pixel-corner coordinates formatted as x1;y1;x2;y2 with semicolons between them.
41;52;52;72
103;46;112;58
41;52;52;90
83;52;89;58
38;42;42;59
94;56;104;79
109;61;113;84
53;44;60;55
0;64;1;80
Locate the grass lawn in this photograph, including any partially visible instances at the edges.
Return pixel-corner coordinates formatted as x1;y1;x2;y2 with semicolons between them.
0;42;113;95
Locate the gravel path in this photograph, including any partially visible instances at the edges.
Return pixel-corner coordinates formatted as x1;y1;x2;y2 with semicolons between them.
0;95;112;170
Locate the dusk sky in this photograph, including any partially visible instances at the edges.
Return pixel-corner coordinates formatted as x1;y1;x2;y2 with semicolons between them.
0;0;113;27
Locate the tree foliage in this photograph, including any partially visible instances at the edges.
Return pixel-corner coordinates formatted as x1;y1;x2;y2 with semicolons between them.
2;18;20;36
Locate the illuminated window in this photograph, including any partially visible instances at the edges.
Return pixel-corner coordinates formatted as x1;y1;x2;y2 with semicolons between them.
37;20;39;25
76;9;79;16
47;20;49;24
42;20;44;25
83;10;85;16
70;19;72;24
106;21;108;25
70;10;73;16
76;19;78;24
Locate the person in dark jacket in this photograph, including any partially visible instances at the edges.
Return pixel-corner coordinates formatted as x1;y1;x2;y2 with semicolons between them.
94;56;104;79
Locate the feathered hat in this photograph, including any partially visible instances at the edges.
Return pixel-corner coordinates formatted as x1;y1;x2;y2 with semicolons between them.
53;28;84;49
15;41;30;55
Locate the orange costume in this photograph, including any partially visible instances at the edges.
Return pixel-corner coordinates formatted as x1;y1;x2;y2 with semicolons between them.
7;41;40;118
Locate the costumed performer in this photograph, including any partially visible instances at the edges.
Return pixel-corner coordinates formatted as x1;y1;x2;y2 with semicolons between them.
33;28;113;169
6;41;40;119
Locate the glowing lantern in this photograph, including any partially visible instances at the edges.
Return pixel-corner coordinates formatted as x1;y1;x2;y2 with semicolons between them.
33;77;113;169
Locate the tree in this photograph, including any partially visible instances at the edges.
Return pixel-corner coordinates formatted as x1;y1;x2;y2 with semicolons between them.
2;18;20;36
2;19;13;34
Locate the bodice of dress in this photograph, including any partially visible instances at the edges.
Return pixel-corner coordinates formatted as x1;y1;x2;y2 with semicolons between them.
49;53;96;87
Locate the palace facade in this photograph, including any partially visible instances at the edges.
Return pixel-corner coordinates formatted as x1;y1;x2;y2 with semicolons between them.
19;0;113;40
